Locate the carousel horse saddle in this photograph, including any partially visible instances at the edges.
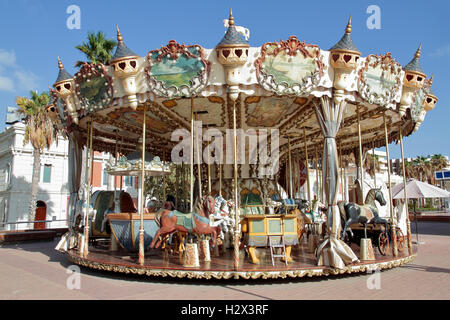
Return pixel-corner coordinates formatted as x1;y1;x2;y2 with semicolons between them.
168;211;210;232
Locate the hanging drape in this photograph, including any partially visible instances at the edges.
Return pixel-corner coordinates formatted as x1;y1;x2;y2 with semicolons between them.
68;131;83;229
313;96;358;269
56;131;83;252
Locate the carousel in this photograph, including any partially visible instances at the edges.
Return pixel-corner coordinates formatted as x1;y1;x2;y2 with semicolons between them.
52;10;438;279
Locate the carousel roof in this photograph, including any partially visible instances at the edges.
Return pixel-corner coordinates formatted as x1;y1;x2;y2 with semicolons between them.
111;26;138;62
329;17;360;53
403;44;424;74
55;57;73;83
217;9;249;47
49;10;437;169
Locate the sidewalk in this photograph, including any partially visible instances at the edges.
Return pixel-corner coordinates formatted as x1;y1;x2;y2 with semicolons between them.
0;221;449;300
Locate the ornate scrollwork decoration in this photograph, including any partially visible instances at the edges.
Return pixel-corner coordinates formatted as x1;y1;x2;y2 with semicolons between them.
74;63;114;116
357;53;403;108
145;40;211;98
255;36;325;96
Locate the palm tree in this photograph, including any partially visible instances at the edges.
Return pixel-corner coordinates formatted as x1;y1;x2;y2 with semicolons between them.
413;156;431;183
75;31;117;67
430;154;449;182
16;91;58;224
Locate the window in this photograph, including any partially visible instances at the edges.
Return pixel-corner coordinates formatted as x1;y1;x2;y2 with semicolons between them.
43;164;52;183
5;163;11;185
103;169;108;186
125;176;133;187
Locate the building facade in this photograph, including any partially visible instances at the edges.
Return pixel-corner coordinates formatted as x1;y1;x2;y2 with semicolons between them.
0;121;138;231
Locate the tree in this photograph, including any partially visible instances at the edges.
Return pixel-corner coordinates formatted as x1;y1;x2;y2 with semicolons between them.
430;154;449;183
16;91;58;224
75;31;117;67
413;156;431;182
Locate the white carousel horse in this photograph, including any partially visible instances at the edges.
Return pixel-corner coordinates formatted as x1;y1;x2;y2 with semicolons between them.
211;195;236;250
223;19;250;41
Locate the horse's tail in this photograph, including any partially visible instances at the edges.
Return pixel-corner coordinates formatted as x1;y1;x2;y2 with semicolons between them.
337;201;347;222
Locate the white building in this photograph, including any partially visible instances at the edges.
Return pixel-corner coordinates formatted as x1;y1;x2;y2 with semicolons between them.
0;119;139;231
0;122;70;230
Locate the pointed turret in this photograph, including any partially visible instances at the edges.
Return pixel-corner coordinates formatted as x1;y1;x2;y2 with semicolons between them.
54;57;73;85
424;75;438;111
330;16;361;54
403;44;426;89
111;26;140;109
111;25;139;63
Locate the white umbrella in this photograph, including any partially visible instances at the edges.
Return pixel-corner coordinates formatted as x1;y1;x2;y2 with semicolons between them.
392;179;450;199
391;178;450;245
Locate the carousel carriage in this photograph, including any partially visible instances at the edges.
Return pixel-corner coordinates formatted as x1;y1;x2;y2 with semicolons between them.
51;9;437;279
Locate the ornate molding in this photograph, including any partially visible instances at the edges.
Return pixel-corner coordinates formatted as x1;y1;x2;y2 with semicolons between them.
145;41;210;98
357;53;403;108
255;36;326;96
66;251;417;280
74;63;114;115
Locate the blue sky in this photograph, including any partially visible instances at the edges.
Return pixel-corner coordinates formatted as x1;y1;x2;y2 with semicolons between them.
0;0;448;159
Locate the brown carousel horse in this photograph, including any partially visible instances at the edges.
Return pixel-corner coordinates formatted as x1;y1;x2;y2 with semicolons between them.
150;195;221;249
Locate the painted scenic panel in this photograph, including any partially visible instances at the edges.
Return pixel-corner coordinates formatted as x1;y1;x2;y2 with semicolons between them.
149;48;204;88
261;45;317;86
362;56;398;93
78;76;109;106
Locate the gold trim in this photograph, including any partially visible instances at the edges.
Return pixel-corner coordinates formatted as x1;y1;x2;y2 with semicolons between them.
66;252;417;280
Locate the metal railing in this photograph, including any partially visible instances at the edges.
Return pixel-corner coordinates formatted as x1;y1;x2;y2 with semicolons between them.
0;219;68;231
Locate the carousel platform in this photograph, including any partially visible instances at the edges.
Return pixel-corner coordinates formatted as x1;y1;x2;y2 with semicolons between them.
66;239;417;280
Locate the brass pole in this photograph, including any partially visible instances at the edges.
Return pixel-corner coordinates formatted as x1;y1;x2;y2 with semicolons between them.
190;97;194;212
138;106;147;266
207;125;211;194
357;104;364;203
303;127;311;203
288;136;293;199
162;149;166;203
83;120;94;258
373;141;377;188
399;125;413;253
383;111;398;257
196;120;202;201
119;135;123;191
232;99;240;271
219;163;222;197
338;142;343;201
315;146;319;200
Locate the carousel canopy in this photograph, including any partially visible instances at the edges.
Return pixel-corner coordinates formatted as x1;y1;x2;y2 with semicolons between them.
49;11;438;167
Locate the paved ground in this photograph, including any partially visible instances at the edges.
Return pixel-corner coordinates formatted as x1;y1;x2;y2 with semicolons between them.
0;221;449;300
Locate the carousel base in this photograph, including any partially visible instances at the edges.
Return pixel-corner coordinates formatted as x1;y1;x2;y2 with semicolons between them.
66;240;417;280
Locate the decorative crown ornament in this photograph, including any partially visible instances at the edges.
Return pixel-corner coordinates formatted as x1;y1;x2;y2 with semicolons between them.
53;57;79;124
216;8;250;101
423;75;438;112
399;44;427;116
329;17;361;92
110;25;140;109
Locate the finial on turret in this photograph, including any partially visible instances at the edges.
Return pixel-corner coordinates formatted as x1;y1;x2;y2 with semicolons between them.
116;25;123;43
345;16;352;34
229;7;235;26
57;56;64;69
415;43;422;59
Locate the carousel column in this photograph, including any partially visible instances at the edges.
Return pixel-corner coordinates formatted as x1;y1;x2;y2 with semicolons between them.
232;97;240;272
110;129;120;252
288;136;293;199
83;120;94;258
383;111;398;257
372;141;377;188
190;97;195;212
138;106;147;266
399;125;413;254
314;95;359;268
303;127;311;203
356;104;364;202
